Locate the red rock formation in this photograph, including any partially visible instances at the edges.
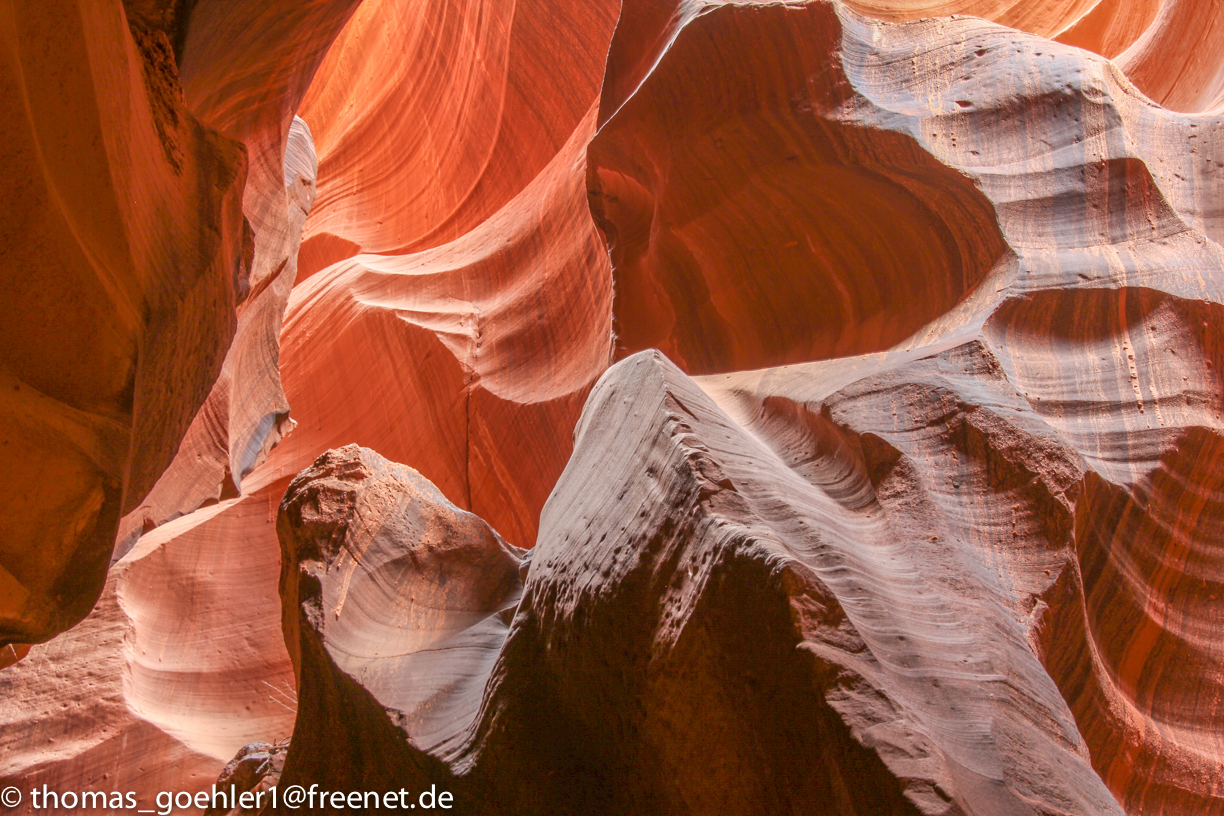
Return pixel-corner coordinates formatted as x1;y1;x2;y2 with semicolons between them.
1055;0;1163;58
295;0;619;270
268;350;1119;815
1;0;615;807
117;0;368;549
276;446;523;785
5;0;1224;814
0;0;249;648
0;101;614;810
1108;2;1224;114
0;0;373;647
268;106;613;547
115;116;317;556
0;563;225;809
984;288;1224;815
270;2;1224;815
590;1;1010;374
587;4;1224;811
0;495;301;812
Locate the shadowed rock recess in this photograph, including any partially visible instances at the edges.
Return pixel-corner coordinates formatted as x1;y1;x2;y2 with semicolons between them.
2;0;1223;814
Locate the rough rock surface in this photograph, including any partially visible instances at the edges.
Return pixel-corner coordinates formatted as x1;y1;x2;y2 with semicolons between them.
591;0;1223;376
0;0;249;647
114;115;318;557
271;2;1223;815
0;499;301;812
273;316;1221;813
1;0;616;806
202;741;288;816
589;5;1224;812
116;0;368;551
275;446;524;790
3;0;1224;814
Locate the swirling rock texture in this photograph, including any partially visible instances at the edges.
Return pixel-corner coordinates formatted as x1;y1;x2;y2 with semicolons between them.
0;534;237;807
272;2;1224;815
2;0;616;810
0;0;368;648
295;0;618;265
113;114;318;558
115;0;370;552
3;0;1224;815
275;353;1126;815
276;446;524;787
0;0;250;649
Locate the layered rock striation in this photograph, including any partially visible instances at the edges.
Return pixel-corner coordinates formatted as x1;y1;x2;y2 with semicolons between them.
116;0;370;551
276;446;524;792
270;2;1224;815
3;0;1223;814
0;0;250;647
2;0;616;806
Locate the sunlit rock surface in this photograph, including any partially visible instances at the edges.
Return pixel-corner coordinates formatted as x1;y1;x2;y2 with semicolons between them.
116;0;369;551
115;116;318;558
295;0;619;261
1;0;615;808
272;3;1224;814
272;352;1125;815
2;0;1223;814
276;445;523;791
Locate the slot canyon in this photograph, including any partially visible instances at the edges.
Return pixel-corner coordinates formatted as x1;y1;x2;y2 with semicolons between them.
2;0;1223;813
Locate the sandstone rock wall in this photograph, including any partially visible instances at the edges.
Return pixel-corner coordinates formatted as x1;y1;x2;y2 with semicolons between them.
2;0;1223;814
0;0;249;647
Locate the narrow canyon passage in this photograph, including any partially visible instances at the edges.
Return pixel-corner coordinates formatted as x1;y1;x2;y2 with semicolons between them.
2;0;1223;814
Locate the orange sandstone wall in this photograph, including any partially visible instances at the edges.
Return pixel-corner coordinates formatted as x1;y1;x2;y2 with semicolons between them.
3;1;1224;815
1;0;618;808
0;0;248;648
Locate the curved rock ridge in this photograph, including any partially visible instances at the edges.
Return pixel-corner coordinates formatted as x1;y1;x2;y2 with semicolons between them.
0;480;313;813
270;305;1224;814
117;0;372;551
979;288;1224;815
294;0;620;274
1054;0;1162;59
591;0;1010;374
591;0;1224;377
0;2;618;800
0;0;249;647
115;117;318;558
175;0;366;474
260;100;614;549
267;350;1120;814
701;286;1224;814
0;507;287;815
277;446;524;778
258;3;1222;813
1109;1;1224;114
6;0;1224;814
